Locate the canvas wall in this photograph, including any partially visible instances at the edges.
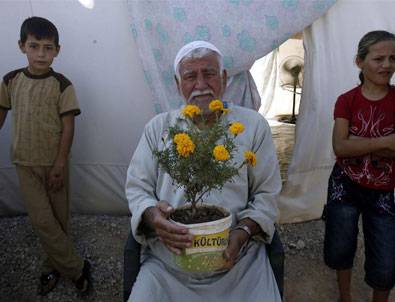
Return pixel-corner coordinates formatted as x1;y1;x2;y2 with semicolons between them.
0;0;156;215
3;0;393;224
0;0;335;218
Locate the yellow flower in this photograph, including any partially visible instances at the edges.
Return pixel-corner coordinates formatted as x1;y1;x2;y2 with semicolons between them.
229;122;245;135
174;133;195;157
176;142;195;157
209;99;224;112
182;105;201;118
173;133;189;145
244;151;257;167
222;108;230;114
213;145;230;161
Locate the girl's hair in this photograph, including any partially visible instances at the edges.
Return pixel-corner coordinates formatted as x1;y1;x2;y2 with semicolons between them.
357;30;395;84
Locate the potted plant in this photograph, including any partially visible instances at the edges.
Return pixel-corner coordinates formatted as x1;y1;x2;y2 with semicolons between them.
153;99;256;272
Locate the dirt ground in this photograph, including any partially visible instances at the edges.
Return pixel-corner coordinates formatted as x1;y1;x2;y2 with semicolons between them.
279;221;394;302
1;215;393;302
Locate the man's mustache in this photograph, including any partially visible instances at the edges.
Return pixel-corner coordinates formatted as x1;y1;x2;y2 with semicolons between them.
188;89;214;103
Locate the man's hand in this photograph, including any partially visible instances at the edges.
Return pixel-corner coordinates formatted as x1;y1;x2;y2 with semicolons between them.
223;218;261;269
143;201;194;255
47;165;65;192
222;229;249;269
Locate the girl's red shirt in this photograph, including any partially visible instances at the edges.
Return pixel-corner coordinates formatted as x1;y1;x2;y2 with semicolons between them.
334;86;395;190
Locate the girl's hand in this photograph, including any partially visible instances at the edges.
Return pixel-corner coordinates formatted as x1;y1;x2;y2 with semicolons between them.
333;118;395;156
382;134;395;151
348;134;362;140
372;150;395;158
350;134;395;154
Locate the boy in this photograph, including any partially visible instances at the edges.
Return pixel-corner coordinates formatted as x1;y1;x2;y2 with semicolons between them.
0;16;91;296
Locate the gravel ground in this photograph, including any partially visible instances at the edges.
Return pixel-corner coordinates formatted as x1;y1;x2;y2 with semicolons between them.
0;215;129;302
1;215;394;302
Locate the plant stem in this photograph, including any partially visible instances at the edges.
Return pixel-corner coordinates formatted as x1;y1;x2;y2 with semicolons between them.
195;188;211;204
238;161;247;169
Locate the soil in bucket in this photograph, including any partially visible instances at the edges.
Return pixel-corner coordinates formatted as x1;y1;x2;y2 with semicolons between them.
170;205;232;273
170;205;227;224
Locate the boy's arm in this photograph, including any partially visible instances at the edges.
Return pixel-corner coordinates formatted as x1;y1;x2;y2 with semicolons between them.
47;113;75;192
0;108;7;130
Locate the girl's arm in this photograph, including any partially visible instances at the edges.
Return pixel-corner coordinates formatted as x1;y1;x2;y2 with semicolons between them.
372;147;395;158
372;150;395;158
349;135;395;158
332;118;395;157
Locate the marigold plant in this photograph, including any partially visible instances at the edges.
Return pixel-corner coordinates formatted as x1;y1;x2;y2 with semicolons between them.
153;100;256;207
229;122;245;135
182;105;201;118
173;133;195;157
244;150;257;167
208;99;224;111
213;145;230;161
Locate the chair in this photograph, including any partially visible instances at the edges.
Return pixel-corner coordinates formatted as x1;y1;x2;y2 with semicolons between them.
123;229;284;302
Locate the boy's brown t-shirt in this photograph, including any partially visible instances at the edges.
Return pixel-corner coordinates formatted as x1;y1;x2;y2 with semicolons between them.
0;68;81;166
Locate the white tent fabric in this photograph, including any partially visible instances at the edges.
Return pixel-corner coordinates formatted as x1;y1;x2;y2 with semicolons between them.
250;49;279;116
254;38;304;119
0;0;336;217
128;0;335;113
127;0;336;113
278;0;395;223
0;0;156;215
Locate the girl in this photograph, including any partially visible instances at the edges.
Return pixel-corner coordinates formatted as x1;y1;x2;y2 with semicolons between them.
324;30;395;302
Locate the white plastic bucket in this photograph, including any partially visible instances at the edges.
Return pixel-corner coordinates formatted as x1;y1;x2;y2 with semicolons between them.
171;204;232;272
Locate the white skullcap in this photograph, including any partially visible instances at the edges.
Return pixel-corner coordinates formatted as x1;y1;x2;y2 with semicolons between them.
173;40;223;73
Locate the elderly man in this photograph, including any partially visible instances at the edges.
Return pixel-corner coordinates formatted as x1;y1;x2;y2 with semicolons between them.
125;41;282;302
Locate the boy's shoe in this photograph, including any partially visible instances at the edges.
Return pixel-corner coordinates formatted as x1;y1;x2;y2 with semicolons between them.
74;260;92;296
37;270;60;296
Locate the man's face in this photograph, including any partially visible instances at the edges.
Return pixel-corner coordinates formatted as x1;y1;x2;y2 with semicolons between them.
177;53;227;115
19;34;59;75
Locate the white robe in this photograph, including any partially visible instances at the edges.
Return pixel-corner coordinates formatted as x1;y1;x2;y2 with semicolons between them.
125;104;282;302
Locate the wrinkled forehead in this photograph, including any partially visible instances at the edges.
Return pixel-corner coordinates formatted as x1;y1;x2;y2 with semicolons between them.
178;53;221;75
174;41;223;72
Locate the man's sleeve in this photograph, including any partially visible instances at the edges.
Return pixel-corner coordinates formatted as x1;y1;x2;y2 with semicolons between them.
58;85;81;116
0;81;11;110
236;116;281;244
125;120;160;245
